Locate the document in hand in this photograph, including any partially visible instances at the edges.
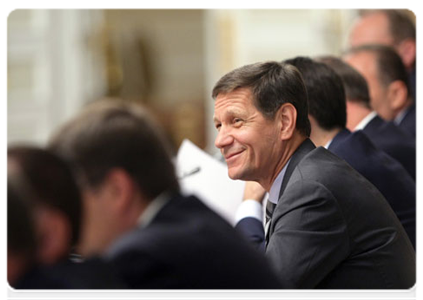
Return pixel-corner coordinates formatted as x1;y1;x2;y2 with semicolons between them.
175;139;245;225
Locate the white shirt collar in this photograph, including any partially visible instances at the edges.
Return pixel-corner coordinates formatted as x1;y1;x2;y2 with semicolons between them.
324;139;333;149
354;111;377;131
268;158;291;204
137;192;171;228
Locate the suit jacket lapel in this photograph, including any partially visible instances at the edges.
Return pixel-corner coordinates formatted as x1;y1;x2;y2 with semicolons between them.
265;138;316;246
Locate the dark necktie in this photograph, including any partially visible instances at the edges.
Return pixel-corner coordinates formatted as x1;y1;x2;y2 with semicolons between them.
265;200;276;224
265;200;276;244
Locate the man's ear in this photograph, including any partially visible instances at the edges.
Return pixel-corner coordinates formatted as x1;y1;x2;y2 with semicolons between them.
397;38;416;70
387;80;408;112
103;168;136;214
276;103;297;140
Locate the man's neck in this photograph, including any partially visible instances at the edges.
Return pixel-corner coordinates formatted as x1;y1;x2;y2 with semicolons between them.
79;194;148;258
311;126;342;148
259;134;306;192
346;101;372;131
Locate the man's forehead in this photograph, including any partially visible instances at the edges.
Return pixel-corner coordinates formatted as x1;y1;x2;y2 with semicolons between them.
214;89;254;115
351;13;393;46
215;87;252;100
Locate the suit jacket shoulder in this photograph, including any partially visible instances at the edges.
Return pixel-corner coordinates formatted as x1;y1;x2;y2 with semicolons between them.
6;267;107;300
267;139;415;288
106;193;281;289
363;116;415;180
398;104;416;138
328;129;416;248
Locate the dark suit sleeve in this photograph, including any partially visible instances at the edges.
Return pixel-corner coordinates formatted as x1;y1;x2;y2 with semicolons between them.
266;179;350;288
235;217;265;252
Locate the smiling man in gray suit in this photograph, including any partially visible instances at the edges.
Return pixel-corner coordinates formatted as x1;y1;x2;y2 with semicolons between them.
212;61;415;289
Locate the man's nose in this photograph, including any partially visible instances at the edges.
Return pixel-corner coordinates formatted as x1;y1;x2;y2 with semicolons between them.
215;126;234;150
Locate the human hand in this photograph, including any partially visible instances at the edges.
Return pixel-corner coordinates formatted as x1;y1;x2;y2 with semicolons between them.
243;181;266;204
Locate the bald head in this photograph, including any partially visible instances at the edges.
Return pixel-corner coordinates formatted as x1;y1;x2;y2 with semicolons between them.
348;10;416;71
349;11;394;47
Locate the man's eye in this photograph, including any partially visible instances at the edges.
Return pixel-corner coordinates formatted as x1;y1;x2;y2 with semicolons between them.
233;118;242;124
215;124;221;131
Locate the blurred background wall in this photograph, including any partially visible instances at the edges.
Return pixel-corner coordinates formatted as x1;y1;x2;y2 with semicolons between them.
8;9;366;154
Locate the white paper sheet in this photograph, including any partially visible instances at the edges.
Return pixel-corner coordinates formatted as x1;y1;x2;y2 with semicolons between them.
175;139;245;225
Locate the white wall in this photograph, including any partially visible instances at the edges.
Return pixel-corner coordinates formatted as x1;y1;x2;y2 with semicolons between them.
7;9;359;150
7;9;106;146
204;9;358;153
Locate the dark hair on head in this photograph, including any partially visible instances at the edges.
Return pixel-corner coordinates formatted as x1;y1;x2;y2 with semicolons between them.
48;100;180;201
316;55;371;108
345;44;409;94
8;177;37;258
284;57;346;130
212;61;311;137
8;146;82;247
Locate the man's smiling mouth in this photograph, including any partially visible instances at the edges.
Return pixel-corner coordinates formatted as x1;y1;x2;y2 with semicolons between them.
225;150;244;161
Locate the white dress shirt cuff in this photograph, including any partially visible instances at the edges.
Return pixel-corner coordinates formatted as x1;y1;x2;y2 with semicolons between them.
235;200;263;224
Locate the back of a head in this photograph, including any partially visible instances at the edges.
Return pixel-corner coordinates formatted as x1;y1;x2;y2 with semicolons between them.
48;100;180;201
317;55;371;108
382;10;416;69
345;44;409;94
7;178;37;286
360;9;416;45
212;61;311;137
284;57;346;130
7;146;82;248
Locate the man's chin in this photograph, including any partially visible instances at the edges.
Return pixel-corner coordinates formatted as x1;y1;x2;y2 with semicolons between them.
227;168;246;181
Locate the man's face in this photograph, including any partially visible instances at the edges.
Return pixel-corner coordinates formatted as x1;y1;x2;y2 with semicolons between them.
213;88;282;182
349;12;395;48
344;52;392;120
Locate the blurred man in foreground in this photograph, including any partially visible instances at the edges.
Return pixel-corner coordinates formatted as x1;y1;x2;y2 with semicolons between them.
48;100;281;289
8;146;125;288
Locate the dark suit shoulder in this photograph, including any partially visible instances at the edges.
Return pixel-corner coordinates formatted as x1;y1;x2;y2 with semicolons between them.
328;130;416;248
62;258;127;288
106;194;281;289
6;267;103;300
398;104;416;138
363;117;415;179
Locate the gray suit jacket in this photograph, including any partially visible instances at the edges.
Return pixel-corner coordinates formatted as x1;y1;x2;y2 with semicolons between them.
239;139;415;288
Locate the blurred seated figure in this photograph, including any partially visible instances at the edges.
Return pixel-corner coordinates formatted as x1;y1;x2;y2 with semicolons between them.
332;46;416;180
8;146;126;289
344;44;415;138
348;9;416;101
8;146;82;265
47;100;281;289
5;174;91;300
7;179;37;287
288;56;415;248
